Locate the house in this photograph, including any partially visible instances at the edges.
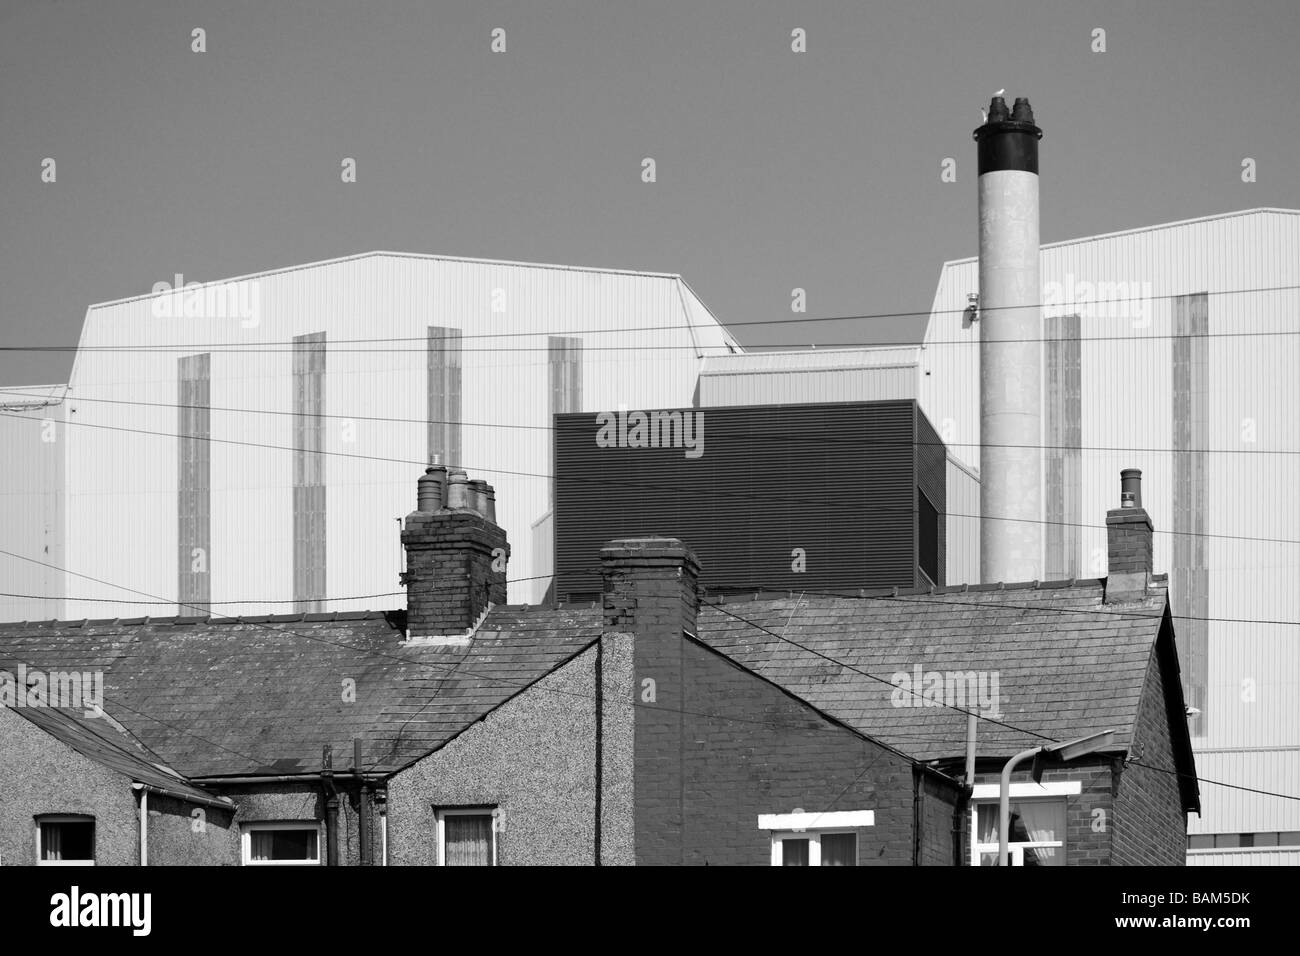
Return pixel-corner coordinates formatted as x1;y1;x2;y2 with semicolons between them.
0;467;1196;865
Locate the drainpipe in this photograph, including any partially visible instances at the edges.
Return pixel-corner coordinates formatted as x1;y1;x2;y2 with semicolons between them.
322;745;340;867
377;789;388;866
355;739;372;866
952;713;978;866
132;784;148;867
911;766;922;866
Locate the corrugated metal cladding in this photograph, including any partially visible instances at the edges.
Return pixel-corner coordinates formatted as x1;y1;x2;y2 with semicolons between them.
0;387;66;622
552;400;944;600
917;209;1300;852
699;347;918;406
1188;748;1300;834
55;253;738;619
1188;848;1300;866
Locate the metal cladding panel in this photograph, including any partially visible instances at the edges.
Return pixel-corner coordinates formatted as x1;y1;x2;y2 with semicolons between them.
918;209;1300;838
1187;748;1300;834
59;255;737;618
553;401;924;599
944;455;980;586
0;387;66;622
700;348;918;407
1187;848;1300;866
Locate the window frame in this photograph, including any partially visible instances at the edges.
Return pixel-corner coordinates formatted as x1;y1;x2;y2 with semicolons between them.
759;809;873;867
968;783;1078;867
769;829;860;866
240;821;324;867
35;814;96;867
435;806;499;867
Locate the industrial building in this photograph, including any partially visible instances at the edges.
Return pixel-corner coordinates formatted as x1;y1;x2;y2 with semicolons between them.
697;208;1300;865
0;252;740;620
551;399;951;602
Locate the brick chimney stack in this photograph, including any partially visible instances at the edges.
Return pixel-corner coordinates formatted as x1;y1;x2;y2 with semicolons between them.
1105;468;1153;603
600;537;700;638
400;466;509;638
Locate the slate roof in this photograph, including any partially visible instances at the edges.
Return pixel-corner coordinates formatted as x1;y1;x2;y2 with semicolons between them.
696;577;1174;762
0;605;602;778
0;577;1191;803
8;705;230;807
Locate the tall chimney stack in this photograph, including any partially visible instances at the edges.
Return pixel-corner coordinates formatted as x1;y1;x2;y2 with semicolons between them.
974;94;1044;582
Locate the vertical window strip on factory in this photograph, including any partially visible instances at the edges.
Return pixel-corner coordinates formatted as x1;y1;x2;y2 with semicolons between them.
547;336;583;507
1045;313;1081;580
178;353;211;613
427;326;462;469
293;332;326;613
1172;293;1209;736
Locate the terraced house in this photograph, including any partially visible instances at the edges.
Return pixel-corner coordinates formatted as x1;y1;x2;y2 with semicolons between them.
0;468;1196;865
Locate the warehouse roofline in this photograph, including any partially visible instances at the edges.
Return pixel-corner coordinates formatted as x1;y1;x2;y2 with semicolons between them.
83;249;693;311
939;206;1300;267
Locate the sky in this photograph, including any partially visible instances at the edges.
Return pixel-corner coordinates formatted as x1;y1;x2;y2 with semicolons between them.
1;0;1297;386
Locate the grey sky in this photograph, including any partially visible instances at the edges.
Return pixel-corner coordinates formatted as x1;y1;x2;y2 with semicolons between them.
2;0;1297;385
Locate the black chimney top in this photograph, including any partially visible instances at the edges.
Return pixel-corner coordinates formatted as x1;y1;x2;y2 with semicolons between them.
974;95;1043;175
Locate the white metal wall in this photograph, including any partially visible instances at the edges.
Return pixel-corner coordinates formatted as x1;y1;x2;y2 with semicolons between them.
917;208;1300;840
699;347;919;406
58;253;739;618
0;386;65;622
945;453;980;586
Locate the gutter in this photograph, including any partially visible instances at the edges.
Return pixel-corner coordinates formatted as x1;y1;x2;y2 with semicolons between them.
132;780;234;811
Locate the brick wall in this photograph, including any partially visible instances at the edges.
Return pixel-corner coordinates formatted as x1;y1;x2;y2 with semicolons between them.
636;635;929;865
969;762;1115;866
1106;508;1153;576
1112;639;1188;865
401;511;508;636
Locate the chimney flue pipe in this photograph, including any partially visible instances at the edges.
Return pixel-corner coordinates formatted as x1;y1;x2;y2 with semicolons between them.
418;466;447;512
974;95;1044;583
1120;468;1142;509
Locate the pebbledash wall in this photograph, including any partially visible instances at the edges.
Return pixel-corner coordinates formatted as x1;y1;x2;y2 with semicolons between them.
6;252;739;623
920;208;1300;861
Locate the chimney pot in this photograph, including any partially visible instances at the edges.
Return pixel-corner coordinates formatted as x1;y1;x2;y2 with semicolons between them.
446;470;470;510
469;480;490;517
1120;468;1142;509
1010;97;1035;124
418;466;448;512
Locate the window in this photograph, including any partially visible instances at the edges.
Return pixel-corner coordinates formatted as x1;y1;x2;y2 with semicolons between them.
758;810;872;866
437;808;497;866
241;823;322;866
37;815;95;866
771;831;858;866
971;798;1067;866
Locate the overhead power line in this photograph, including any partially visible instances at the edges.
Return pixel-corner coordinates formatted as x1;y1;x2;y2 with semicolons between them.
2;387;1296;458
4;409;1298;554
2;281;1296;352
